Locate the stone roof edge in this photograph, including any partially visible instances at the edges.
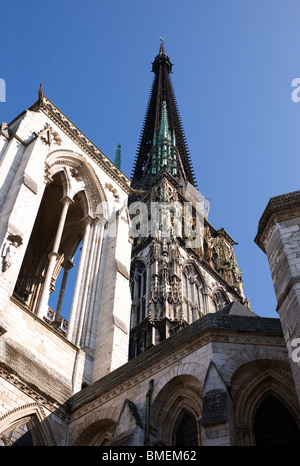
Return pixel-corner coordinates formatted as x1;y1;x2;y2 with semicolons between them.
70;313;282;412
255;190;300;252
8;95;132;195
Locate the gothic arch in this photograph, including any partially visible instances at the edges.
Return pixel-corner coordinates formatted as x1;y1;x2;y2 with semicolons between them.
172;409;199;446
182;260;207;293
68;406;120;446
216;346;290;385
130;256;147;269
130;258;148;326
0;403;56;446
211;286;229;311
71;418;115;446
14;169;85;313
182;260;208;319
153;361;207;395
252;394;300;445
150;374;202;445
230;360;300;445
14;149;112;326
45;149;109;218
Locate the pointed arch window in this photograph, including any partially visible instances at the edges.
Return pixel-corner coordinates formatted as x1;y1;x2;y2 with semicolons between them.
172;410;198;446
212;289;229;311
130;260;147;327
253;395;300;446
0;416;47;446
182;263;205;323
13;172;85;330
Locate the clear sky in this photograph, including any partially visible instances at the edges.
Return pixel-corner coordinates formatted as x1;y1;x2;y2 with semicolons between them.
2;0;300;319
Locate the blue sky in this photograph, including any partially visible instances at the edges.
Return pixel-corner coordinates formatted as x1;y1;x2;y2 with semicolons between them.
2;0;300;319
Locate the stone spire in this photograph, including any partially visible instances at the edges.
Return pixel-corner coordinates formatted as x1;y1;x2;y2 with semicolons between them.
128;43;248;360
131;43;196;190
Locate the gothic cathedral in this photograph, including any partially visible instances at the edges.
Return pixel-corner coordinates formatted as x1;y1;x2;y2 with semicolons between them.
0;43;300;446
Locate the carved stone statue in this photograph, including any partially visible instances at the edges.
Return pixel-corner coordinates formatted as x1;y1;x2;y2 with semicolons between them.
1;238;19;272
0;122;9;138
204;226;215;268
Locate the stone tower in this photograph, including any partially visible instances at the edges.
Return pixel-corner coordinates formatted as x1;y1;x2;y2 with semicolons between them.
128;42;249;359
0;86;133;411
255;190;300;405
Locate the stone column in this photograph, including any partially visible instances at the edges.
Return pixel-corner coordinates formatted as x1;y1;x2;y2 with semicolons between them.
255;190;300;405
80;216;107;350
67;215;93;342
37;196;73;318
54;259;74;321
74;216;99;347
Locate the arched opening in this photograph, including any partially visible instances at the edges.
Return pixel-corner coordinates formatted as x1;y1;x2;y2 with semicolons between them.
13;171;86;333
212;288;229;311
130;260;147;328
182;262;206;322
72;419;115;446
150;375;202;445
0;416;47;446
172;410;198;446
253;395;300;446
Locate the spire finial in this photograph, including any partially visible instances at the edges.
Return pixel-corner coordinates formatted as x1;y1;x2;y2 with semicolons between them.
158;37;166;56
114;143;121;169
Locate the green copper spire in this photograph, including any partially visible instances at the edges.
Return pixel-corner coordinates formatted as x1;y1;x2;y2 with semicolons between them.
150;101;177;180
114;143;121;169
158;101;169;141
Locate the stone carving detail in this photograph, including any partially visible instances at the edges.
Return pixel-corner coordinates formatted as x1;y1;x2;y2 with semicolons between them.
212;288;228;311
105;182;120;202
204;226;216;267
151;179;178;203
70;167;82;182
204;227;244;297
47;159;107;217
148;236;182;321
132;177;203;255
0;122;10;138
37;123;62;146
182;262;205;321
1;234;22;272
130;177;249;354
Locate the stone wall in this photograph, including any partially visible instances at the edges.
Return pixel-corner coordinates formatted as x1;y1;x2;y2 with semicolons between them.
255;191;300;405
68;312;293;446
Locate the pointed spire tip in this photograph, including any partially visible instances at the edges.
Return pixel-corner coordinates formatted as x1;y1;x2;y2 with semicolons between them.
159;37;166;55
